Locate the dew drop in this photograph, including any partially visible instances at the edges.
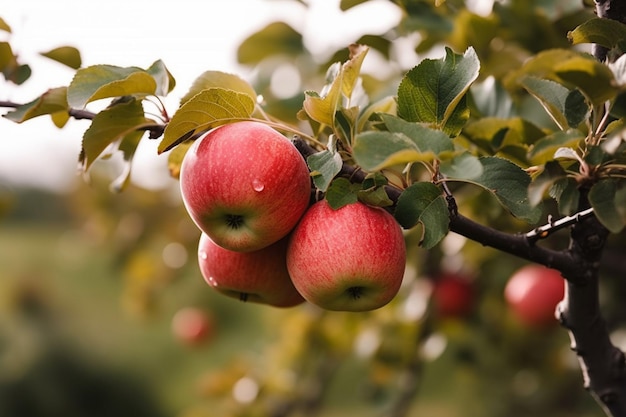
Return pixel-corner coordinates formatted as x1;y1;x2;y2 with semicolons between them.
252;179;265;192
199;251;208;260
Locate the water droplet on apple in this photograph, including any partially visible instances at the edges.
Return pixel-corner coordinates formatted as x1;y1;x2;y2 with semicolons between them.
252;179;264;192
199;251;208;260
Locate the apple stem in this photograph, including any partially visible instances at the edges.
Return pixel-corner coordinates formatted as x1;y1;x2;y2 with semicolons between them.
239;293;249;302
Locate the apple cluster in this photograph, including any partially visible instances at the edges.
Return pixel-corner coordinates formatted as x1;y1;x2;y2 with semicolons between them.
179;121;407;312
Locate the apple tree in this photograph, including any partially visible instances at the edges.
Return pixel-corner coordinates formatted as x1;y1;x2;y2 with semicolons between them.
3;0;626;416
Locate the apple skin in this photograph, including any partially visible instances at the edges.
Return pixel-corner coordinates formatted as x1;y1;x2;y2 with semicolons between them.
504;264;565;328
432;273;475;318
171;307;214;346
286;200;406;312
197;232;305;308
180;121;311;252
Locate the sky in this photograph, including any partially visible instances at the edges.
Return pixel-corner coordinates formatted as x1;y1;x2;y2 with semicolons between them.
1;0;402;192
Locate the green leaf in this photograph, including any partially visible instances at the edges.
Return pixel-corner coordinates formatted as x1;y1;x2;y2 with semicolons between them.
307;138;343;192
446;156;542;223
3;87;68;123
353;131;432;171
527;160;567;206
180;70;256;105
462;117;545;154
394;182;449;249
381;114;454;154
80;98;153;171
528;129;586;164
110;130;143;193
397;47;480;132
439;152;483;179
325;178;360;209
550;177;580;216
520;76;587;129
588;179;626;233
357;173;393;208
353;117;454;171
237;21;304;65
568;17;626;50
68;64;158;108
40;46;82;69
517;49;616;106
159;88;256;154
145;60;176;96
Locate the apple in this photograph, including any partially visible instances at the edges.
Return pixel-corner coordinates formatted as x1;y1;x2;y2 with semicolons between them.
286;199;406;312
171;306;215;346
431;272;475;318
504;264;565;328
180;121;311;252
197;232;305;307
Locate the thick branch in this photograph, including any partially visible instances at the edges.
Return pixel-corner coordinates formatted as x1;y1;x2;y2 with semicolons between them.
559;212;626;417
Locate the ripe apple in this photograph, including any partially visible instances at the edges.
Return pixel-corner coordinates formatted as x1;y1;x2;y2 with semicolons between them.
180;121;311;252
286;200;406;312
171;306;215;346
431;272;475;318
197;232;305;308
504;264;565;328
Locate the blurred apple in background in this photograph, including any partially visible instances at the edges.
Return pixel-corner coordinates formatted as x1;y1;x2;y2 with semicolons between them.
431;272;475;319
171;307;215;346
504;265;565;328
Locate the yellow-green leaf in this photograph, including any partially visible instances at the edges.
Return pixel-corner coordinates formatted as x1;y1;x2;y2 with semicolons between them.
568;17;626;50
81;99;154;171
40;46;82;69
516;49;616;106
167;140;194;179
4;87;69;123
180;70;256;105
303;73;343;127
145;59;176;96
0;18;11;33
159;88;255;154
68;64;158;109
340;44;368;99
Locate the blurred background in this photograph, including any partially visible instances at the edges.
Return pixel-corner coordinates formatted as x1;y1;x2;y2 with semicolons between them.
0;0;621;416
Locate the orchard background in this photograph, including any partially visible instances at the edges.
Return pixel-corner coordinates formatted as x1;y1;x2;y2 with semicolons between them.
2;0;626;416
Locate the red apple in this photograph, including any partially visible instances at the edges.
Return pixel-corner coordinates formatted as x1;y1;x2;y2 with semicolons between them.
286;200;406;312
432;273;475;318
171;307;214;346
180;121;311;252
504;264;565;328
197;232;305;307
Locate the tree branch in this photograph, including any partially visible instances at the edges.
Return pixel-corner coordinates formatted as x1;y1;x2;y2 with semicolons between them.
0;99;165;138
558;204;626;416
